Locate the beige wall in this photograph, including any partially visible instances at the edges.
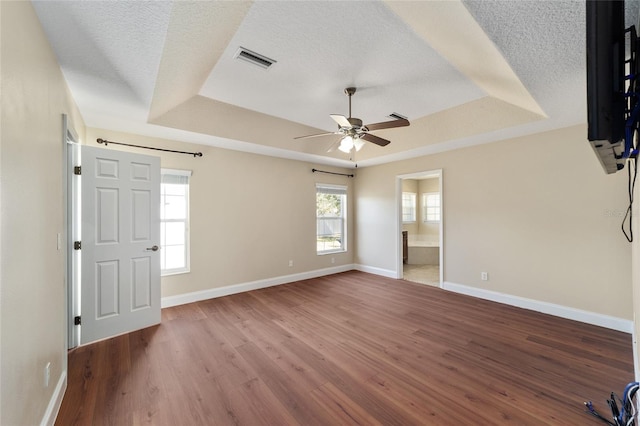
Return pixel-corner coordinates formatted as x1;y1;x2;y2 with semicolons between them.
85;129;354;298
355;124;632;319
634;197;640;379
632;159;640;378
1;2;86;425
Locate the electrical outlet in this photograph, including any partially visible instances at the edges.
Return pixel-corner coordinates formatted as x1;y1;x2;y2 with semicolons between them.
288;260;293;267
481;272;489;281
331;257;335;264
57;233;62;251
44;362;51;387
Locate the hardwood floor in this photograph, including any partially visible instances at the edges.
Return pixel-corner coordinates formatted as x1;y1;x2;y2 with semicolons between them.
56;271;634;425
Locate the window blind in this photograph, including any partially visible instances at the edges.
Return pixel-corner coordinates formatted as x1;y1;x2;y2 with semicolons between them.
316;184;347;195
161;168;192;185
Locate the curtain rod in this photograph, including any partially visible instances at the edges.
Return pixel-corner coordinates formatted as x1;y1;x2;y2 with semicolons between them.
312;168;354;178
97;138;203;157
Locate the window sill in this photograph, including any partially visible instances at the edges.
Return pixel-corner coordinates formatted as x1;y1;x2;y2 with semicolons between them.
161;269;190;277
317;250;347;256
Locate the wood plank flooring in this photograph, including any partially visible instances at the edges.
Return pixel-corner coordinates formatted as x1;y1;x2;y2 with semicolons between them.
56;271;634;425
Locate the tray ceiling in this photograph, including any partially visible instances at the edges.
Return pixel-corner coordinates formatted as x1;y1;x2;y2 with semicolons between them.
31;0;640;168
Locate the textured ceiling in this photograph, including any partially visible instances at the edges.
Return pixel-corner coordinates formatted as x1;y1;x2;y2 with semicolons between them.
199;1;485;131
31;0;640;168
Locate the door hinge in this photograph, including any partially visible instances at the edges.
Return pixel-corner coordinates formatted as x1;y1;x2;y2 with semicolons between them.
74;166;81;175
74;316;81;325
74;241;81;250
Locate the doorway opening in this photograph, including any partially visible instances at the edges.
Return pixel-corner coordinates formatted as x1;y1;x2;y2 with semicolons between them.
397;170;443;287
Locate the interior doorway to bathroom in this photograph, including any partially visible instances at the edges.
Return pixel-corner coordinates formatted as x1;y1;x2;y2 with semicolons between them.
397;170;443;287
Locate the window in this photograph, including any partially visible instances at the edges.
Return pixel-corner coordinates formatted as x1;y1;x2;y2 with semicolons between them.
316;184;347;254
160;169;191;275
402;192;417;223
423;192;441;222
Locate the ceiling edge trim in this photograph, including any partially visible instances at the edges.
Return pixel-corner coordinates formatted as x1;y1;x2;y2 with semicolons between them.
356;119;586;168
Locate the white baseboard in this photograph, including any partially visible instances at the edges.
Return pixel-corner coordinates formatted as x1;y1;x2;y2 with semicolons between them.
354;264;398;279
40;371;67;426
162;268;632;333
443;281;633;333
161;264;355;308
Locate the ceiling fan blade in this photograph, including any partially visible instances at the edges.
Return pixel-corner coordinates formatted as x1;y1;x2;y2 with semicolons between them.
364;118;410;131
361;132;391;147
294;131;336;140
330;114;352;128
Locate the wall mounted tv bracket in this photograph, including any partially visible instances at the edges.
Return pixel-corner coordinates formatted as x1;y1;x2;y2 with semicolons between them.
622;26;640;161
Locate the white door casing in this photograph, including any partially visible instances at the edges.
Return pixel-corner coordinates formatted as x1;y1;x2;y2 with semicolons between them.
396;169;444;286
80;146;161;344
64;114;80;349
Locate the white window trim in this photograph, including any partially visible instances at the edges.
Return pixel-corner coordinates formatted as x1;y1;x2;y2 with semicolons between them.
402;192;417;223
316;183;347;255
161;168;192;276
422;192;441;223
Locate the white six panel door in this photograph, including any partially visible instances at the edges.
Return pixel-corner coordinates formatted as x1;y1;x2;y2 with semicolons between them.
81;146;160;344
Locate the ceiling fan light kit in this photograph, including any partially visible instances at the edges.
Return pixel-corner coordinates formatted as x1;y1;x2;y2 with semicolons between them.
339;136;354;153
338;136;366;153
295;87;410;156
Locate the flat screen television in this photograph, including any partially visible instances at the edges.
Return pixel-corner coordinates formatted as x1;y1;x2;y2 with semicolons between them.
586;0;628;173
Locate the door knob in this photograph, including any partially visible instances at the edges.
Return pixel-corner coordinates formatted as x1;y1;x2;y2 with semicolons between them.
146;245;159;252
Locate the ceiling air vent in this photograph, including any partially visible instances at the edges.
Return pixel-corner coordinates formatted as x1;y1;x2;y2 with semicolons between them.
234;47;277;70
388;112;408;120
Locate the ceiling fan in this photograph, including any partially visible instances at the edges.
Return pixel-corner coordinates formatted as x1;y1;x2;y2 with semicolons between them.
295;87;410;153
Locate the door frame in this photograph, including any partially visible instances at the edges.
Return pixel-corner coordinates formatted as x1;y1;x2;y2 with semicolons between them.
63;114;80;349
395;169;444;286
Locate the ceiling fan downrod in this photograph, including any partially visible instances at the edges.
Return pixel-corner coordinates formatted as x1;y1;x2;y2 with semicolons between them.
344;87;356;118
